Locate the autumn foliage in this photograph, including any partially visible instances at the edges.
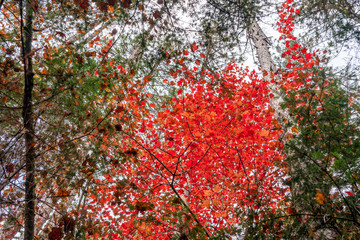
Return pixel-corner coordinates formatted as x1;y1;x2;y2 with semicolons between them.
84;62;287;238
1;0;358;238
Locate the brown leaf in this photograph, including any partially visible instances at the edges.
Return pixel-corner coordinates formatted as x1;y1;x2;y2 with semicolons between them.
153;10;161;19
125;149;138;156
49;227;63;240
60;216;75;233
5;163;14;173
121;0;131;8
135;201;154;212
55;31;66;39
114;106;125;113
98;1;108;11
108;0;118;6
27;142;36;148
57;188;70;198
115;124;122;131
111;29;118;36
138;4;144;10
85;51;96;57
2;95;8;104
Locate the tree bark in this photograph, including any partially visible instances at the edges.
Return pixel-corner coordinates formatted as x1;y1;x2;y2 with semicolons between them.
246;19;289;137
21;0;36;239
246;18;338;239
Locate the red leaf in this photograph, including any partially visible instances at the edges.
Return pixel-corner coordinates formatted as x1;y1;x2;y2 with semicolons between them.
190;42;198;52
346;191;354;197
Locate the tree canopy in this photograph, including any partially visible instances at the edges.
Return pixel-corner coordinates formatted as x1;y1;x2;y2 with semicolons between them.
0;0;359;239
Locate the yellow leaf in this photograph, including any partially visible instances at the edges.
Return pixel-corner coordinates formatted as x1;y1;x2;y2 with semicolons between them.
308;229;315;238
316;189;326;204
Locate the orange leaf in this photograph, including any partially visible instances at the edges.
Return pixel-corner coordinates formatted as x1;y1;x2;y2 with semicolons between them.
291;126;298;134
2;95;8;104
27;142;36;148
202;199;211;208
213;184;222;193
204;190;212;196
259;129;269;137
316;189;326;204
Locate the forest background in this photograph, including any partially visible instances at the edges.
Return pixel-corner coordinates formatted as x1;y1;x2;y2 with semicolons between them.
0;0;359;239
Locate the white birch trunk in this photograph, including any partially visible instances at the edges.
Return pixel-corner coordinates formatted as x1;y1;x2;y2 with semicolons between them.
246;20;289;135
246;19;337;239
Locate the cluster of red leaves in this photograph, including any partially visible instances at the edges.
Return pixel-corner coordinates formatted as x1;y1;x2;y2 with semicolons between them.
277;0;323;93
81;1;330;239
277;0;360;214
276;0;340;145
87;63;287;239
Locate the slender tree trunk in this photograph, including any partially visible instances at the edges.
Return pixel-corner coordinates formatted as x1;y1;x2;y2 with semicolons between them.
246;19;337;239
21;0;36;239
246;19;288;128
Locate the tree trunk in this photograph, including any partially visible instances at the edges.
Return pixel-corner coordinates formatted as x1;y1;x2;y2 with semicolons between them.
22;0;36;239
246;19;289;137
246;19;338;239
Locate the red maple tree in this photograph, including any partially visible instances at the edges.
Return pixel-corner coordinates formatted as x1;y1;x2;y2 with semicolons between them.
85;62;287;239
